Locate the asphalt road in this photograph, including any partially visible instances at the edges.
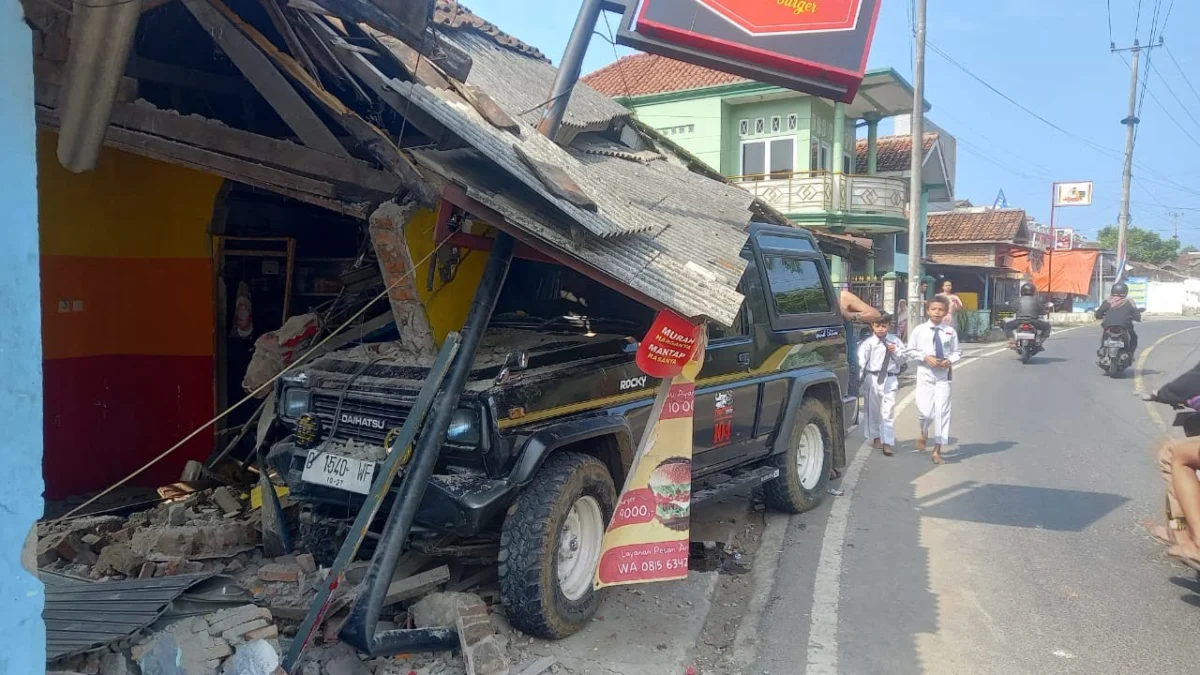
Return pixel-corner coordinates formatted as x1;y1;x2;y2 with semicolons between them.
739;318;1200;675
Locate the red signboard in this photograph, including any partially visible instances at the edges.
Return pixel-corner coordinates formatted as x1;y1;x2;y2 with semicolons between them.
636;309;703;378
699;0;864;34
616;0;881;102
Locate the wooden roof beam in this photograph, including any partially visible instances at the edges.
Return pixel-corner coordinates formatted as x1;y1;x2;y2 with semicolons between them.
180;0;349;157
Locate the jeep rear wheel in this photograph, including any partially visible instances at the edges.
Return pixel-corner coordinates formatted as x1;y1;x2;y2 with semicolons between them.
764;399;833;513
499;452;616;639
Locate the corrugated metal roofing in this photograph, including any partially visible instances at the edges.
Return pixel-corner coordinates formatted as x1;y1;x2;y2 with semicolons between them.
390;79;652;238
43;573;218;661
414;147;747;326
445;30;629;133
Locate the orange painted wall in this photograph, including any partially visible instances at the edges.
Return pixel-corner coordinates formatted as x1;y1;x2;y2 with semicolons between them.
38;131;225;497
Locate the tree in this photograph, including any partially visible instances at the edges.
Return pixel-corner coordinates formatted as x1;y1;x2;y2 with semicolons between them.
1096;225;1181;264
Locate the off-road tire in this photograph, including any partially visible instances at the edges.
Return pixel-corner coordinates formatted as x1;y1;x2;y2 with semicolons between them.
764;398;834;514
499;452;616;639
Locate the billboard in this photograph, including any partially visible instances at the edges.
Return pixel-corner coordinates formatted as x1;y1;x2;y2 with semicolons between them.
1125;276;1149;307
1054;182;1093;207
614;0;882;102
1054;228;1075;251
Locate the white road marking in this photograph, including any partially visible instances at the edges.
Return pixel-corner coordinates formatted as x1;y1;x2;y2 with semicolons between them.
1134;325;1200;427
1052;649;1078;659
805;336;1017;674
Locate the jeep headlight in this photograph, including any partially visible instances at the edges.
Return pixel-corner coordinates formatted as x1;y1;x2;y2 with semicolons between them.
281;387;311;419
446;409;481;446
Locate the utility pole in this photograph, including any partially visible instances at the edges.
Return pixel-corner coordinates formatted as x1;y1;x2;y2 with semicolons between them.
906;0;927;334
1170;210;1182;240
1112;38;1162;273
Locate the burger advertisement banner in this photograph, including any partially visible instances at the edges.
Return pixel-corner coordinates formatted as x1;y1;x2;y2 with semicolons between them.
595;312;705;589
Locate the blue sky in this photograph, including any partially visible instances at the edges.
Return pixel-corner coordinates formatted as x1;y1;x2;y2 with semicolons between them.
461;0;1200;247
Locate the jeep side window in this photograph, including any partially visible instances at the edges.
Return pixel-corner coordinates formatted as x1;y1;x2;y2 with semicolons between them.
762;256;832;315
708;249;757;341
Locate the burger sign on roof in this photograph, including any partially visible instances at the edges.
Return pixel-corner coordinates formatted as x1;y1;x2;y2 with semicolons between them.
614;0;881;102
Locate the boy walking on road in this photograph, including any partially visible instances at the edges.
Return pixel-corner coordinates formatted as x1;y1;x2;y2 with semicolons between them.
906;295;962;465
858;313;905;456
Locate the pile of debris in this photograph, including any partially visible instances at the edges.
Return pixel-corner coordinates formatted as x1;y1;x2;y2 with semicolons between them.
40;487;533;675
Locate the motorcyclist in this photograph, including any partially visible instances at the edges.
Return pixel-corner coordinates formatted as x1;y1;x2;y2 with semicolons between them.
1003;282;1051;347
1094;281;1142;354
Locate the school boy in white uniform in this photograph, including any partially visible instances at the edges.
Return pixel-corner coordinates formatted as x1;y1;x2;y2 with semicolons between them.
906;295;962;465
857;313;906;456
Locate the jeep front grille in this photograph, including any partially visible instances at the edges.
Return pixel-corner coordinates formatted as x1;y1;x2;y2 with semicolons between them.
310;394;410;445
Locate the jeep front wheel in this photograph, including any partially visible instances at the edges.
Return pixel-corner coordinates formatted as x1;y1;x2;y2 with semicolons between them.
763;398;833;513
499;452;616;639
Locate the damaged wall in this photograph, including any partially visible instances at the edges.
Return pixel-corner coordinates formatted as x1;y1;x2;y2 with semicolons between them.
38;131;224;498
403;207;490;346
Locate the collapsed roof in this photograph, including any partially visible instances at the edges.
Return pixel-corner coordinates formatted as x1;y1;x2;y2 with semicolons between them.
31;0;804;326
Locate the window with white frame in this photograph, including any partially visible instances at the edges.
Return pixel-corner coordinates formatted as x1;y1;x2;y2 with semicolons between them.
809;141;831;172
741;137;795;180
843;153;853;174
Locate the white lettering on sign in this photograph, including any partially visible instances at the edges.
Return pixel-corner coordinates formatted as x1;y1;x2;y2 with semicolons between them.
620;376;648;391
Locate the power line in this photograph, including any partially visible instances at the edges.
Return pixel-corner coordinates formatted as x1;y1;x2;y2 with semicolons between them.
1121;52;1200;151
1145;57;1200;137
927;41;1200;198
1164;45;1200;108
1106;0;1114;45
1135;0;1145;38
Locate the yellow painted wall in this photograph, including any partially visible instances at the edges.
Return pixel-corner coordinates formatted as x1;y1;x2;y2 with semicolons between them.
402;208;490;345
38;130;223;258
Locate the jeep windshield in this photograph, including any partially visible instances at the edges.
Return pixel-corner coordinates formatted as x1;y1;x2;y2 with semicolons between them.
487;259;655;338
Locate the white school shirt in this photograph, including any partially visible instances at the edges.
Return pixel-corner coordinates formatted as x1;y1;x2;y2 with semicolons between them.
906;321;962;368
857;334;906;376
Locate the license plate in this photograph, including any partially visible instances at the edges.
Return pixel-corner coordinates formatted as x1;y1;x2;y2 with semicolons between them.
1014;332;1035;340
1104;339;1125;347
301;449;375;495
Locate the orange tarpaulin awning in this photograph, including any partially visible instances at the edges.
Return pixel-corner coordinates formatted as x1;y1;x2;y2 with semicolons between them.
1009;249;1099;296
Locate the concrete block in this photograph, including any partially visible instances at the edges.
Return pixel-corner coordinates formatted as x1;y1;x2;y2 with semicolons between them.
168;505;187;527
295;553;317;573
207;605;272;636
212;487;243;516
461;635;509;675
410;591;486;628
244;625;278;641
100;652;133;675
94;543;145;577
258;563;301;583
221;619;270;644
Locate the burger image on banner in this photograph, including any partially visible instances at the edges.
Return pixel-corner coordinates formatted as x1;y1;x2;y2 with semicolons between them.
648;457;692;531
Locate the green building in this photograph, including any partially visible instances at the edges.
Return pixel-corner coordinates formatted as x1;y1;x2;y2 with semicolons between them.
584;55;955;283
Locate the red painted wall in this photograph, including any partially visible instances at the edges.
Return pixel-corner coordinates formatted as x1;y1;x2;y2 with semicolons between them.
38;131;224;498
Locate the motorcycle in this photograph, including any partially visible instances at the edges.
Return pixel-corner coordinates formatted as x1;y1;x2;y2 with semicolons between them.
1011;322;1042;364
1098;325;1134;377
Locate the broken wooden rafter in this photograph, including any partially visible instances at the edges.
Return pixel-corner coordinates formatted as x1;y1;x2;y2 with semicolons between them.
103;100;400;195
180;0;349;157
207;0;435;204
304;13;462;151
36;105;369;218
257;0;322;84
290;12;371;102
300;0;472;82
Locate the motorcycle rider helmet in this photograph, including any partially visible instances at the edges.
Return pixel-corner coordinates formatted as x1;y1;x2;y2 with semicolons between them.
1111;281;1129;297
1019;282;1036;296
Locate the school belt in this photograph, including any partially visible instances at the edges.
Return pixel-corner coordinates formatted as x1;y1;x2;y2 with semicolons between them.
865;370;900;376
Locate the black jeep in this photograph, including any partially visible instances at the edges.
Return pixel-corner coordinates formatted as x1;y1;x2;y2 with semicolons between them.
268;223;853;638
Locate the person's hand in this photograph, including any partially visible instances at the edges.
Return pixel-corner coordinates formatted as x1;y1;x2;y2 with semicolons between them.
887;343;897;353
924;355;940;368
939;359;952;368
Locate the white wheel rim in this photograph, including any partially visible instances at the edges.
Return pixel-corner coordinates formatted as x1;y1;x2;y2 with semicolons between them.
796;422;825;490
557;495;604;601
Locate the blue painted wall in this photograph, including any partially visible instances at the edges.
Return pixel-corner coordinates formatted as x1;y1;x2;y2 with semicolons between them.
0;3;45;672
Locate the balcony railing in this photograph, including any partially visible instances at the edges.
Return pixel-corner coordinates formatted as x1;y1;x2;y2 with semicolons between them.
730;171;908;219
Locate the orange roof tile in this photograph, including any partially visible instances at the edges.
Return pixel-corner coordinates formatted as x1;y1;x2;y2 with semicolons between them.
582;53;747;99
927;209;1027;243
854;133;938;173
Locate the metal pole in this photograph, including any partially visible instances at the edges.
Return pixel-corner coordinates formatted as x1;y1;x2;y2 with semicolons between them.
1117;42;1141;271
1048;184;1056;303
536;0;605;138
906;0;927;332
341;235;515;655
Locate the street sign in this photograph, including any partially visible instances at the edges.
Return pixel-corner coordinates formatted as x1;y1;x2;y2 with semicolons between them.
1054;228;1075;251
1054;181;1093;207
613;0;882;102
